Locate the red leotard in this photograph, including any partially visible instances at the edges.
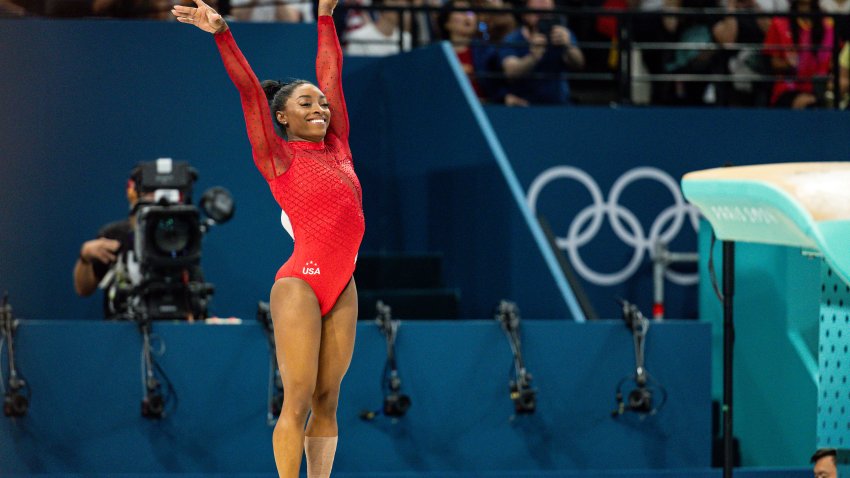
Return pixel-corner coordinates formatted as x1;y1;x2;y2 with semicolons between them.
215;16;365;316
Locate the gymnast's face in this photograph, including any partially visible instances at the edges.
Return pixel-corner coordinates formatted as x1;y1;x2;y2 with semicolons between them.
276;83;331;143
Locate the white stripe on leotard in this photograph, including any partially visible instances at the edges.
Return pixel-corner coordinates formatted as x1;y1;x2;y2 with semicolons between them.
280;209;294;240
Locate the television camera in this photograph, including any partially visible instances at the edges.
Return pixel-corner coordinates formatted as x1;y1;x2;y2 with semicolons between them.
102;158;234;322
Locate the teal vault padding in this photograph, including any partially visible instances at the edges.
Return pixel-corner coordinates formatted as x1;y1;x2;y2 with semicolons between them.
818;264;850;450
683;177;850;288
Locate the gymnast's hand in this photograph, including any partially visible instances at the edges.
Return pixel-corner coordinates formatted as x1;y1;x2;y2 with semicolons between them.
172;0;227;34
318;0;337;16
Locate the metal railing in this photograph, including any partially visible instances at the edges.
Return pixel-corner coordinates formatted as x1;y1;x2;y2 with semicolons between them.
340;4;849;107
4;0;847;107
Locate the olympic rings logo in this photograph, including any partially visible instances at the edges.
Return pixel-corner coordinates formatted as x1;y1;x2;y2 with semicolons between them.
526;166;701;287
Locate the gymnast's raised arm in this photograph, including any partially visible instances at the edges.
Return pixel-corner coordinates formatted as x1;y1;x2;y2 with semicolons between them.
315;0;350;144
172;0;290;180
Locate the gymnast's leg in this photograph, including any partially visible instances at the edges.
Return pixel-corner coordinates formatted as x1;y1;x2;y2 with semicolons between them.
305;278;358;478
270;278;322;478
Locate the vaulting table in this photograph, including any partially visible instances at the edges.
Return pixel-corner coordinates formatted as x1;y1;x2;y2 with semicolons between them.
683;162;850;476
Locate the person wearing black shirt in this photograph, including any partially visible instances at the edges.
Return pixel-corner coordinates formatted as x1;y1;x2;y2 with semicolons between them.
73;180;139;318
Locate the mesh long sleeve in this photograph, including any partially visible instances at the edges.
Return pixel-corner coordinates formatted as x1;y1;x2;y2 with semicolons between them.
215;29;291;179
316;16;350;145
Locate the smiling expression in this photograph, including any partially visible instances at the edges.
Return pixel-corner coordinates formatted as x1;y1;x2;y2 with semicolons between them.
275;83;331;143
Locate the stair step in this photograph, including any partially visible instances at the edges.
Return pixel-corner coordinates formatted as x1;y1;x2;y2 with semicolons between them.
357;288;459;320
354;253;443;290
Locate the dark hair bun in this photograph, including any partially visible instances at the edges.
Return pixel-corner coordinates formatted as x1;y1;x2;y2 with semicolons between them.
261;80;284;102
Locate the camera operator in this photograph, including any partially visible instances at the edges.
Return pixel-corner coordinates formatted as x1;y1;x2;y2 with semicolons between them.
73;176;145;317
74;158;219;321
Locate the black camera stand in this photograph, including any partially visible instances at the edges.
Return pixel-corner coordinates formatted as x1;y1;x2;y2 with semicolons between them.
1;292;29;418
495;301;536;415
612;299;666;418
361;301;411;421
133;310;176;420
256;301;283;425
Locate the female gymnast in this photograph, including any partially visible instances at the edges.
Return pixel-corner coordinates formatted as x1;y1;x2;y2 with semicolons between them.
171;1;364;476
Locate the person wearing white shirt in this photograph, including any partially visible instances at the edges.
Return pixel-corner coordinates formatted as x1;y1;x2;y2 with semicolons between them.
820;0;850;12
345;0;413;56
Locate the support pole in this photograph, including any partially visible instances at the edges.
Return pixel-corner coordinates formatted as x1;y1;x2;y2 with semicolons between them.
722;240;735;478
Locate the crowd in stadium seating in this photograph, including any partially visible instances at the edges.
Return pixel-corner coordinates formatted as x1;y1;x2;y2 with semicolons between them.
2;0;847;107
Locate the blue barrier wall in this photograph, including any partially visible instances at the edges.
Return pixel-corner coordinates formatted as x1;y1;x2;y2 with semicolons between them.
3;19;850;322
0;320;711;474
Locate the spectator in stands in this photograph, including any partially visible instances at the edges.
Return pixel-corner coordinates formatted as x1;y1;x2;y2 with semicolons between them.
764;0;834;108
438;0;500;100
345;0;413;55
621;0;673;104
820;0;848;56
229;0;307;23
659;0;727;105
497;0;585;105
839;42;849;107
820;0;849;14
33;0;92;16
713;0;772;105
0;0;26;15
340;0;375;37
412;0;443;46
811;448;839;478
634;0;751;105
343;0;436;46
92;0;210;19
474;0;517;43
757;0;789;10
